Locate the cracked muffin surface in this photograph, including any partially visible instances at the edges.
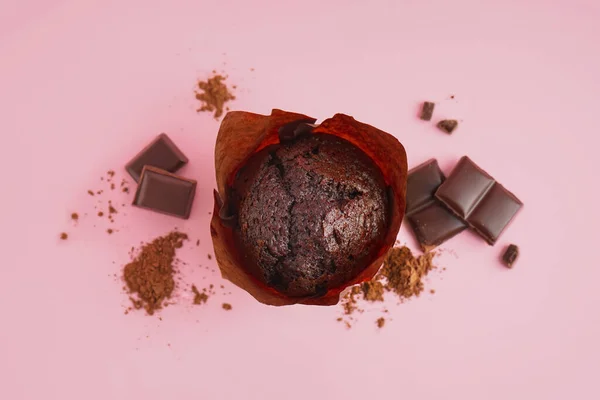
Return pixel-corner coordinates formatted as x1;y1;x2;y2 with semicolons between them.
230;133;390;297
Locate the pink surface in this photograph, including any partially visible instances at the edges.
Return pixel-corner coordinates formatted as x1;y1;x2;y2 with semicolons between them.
1;0;599;399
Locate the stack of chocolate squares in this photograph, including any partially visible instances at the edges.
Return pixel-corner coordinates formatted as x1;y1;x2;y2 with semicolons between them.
125;133;197;219
405;156;523;256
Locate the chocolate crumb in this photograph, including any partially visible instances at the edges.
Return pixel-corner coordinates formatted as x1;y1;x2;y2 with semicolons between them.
107;229;113;235
222;303;232;311
110;183;115;190
430;289;436;294
420;101;435;121
437;119;458;134
122;187;129;193
98;211;104;217
502;244;519;268
376;317;385;329
207;254;212;260
87;190;95;196
195;74;236;119
109;205;117;214
196;239;200;247
71;213;79;221
107;170;115;178
60;232;68;240
192;285;208;304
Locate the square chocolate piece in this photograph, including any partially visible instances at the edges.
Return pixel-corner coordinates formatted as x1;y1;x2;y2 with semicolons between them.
133;166;197;219
125;133;189;182
406;159;445;214
435;156;523;245
435;156;495;219
468;184;523;245
407;202;468;252
405;159;467;251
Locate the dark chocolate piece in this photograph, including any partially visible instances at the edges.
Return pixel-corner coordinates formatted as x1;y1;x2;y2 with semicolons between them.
420;102;435;121
133;166;196;219
437;119;458;134
435;156;523;245
405;159;467;251
278;118;317;143
125;133;189;182
502;244;519;268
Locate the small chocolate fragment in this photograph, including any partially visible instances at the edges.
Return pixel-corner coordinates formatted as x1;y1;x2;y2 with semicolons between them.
405;159;467;251
133;166;197;219
437;119;458;134
277;118;317;143
435;156;523;245
502;244;519;268
125;133;188;182
420;102;435;121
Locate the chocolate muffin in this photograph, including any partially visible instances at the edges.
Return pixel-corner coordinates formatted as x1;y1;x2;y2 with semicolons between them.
230;132;390;297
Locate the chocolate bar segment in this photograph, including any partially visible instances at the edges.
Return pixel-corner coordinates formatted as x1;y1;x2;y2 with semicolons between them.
405;159;467;251
435;156;523;245
408;203;468;252
435;157;495;218
126;133;189;182
133;166;197;219
468;184;523;244
406;159;445;214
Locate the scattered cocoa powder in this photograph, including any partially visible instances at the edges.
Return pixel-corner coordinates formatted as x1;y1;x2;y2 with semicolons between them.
71;213;79;221
123;232;188;315
60;232;68;240
192;285;208;305
195;74;235;119
222;303;232;311
376;317;386;329
196;239;200;247
207;254;212;260
122;187;129;193
339;246;438;328
98;211;104;217
87;190;95;196
107;229;113;235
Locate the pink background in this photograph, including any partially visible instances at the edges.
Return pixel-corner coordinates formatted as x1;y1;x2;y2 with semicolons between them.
1;0;599;399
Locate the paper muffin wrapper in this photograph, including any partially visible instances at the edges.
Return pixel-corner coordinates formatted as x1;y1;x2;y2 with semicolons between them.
210;109;407;306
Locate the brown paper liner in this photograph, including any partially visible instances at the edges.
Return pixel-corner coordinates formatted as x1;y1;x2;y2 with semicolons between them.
210;109;407;306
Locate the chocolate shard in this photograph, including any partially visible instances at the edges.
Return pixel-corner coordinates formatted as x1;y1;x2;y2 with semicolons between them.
133;166;197;219
435;156;523;245
405;159;467;251
278;118;317;143
125;133;189;182
420;102;435;121
502;244;519;268
437;119;458;134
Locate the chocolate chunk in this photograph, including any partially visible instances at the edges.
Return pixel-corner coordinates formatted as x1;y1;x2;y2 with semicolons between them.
437;119;458;134
125;133;189;182
133;166;197;219
405;159;467;251
435;156;522;245
420;102;435;121
278;118;317;143
502;244;519;268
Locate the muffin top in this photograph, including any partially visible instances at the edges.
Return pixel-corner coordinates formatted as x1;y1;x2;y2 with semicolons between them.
230;133;390;297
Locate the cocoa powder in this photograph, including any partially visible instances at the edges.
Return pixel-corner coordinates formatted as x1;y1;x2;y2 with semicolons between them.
123;232;188;315
339;246;438;328
195;74;235;119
